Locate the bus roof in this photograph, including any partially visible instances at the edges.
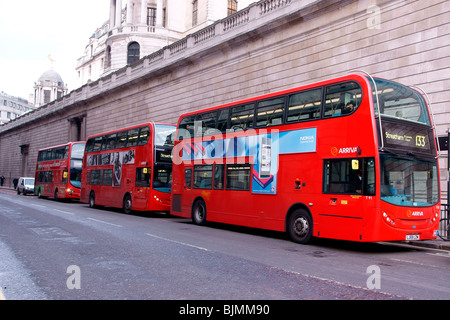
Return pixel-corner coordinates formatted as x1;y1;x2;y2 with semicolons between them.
175;73;372;123
85;122;176;140
37;141;85;152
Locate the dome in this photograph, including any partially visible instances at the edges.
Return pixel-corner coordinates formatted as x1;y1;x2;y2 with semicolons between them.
38;70;64;87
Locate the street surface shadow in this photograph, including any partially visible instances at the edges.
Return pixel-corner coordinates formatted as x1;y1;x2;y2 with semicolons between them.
176;219;415;254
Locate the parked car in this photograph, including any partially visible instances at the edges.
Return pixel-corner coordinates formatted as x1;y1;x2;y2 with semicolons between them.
17;177;35;195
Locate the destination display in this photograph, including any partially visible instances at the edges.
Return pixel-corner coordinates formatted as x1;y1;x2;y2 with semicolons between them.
381;121;434;154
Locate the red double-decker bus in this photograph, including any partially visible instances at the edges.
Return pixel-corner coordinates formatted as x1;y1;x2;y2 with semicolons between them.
80;122;176;214
170;73;441;244
35;141;85;200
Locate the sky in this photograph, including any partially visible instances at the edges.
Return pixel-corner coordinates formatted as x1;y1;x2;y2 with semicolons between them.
0;0;110;100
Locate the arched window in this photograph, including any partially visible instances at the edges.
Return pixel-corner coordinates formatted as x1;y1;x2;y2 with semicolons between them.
105;46;112;69
127;42;140;65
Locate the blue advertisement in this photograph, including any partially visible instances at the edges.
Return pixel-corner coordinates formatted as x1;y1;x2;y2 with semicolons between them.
181;128;317;194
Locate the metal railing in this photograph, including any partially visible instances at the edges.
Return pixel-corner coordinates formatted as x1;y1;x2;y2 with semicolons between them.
439;204;449;240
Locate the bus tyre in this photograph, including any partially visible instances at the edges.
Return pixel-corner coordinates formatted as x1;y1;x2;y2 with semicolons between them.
192;199;207;225
123;194;132;214
288;209;313;244
89;191;96;208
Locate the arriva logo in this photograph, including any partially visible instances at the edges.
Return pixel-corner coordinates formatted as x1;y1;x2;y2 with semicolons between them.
331;147;359;156
406;210;424;217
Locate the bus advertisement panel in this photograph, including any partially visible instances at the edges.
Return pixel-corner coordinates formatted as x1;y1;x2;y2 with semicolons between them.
80;122;176;214
170;73;440;244
35;142;85;200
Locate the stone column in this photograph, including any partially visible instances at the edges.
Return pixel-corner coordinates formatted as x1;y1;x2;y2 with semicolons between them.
141;0;148;25
126;0;133;24
115;0;123;27
156;0;163;27
110;0;116;28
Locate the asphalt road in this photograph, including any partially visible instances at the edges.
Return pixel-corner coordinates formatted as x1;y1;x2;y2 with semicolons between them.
0;190;449;303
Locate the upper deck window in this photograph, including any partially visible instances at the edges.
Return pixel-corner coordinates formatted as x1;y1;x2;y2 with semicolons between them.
370;78;431;126
323;82;362;118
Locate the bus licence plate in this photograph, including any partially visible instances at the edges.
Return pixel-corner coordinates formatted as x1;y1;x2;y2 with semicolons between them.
406;234;420;240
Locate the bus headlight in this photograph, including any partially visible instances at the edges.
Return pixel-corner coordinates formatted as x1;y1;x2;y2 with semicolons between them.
383;212;395;226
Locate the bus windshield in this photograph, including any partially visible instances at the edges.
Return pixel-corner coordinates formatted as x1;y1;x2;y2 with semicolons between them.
370;77;431;126
380;154;439;207
155;124;176;147
70;159;83;188
71;143;85;159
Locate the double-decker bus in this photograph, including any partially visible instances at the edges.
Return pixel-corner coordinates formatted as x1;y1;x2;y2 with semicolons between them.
170;73;441;244
35;142;85;200
80;122;176;214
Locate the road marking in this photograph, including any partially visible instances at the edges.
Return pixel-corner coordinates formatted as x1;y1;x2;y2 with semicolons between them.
390;258;449;270
87;218;122;228
146;233;209;251
54;209;74;215
31;204;46;208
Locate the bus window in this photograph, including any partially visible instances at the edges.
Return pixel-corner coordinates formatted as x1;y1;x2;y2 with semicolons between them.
230;104;255;131
217;109;229;134
287;88;322;122
138;127;150;145
324;82;362;117
226;164;251;191
136;167;151;187
90;169;102;185
214;164;225;189
323;158;375;195
193;165;213;189
103;133;117;150
93;136;103;152
185;169;192;189
103;169;113;186
178;116;195;140
256;97;285;127
196;111;217;137
117;131;128;148
127;128;139;147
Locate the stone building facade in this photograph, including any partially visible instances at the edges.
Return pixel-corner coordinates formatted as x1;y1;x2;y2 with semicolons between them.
75;0;253;87
0;0;449;201
0;92;34;125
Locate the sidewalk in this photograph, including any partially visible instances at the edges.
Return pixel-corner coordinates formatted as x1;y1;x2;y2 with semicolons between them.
1;185;449;251
401;238;450;251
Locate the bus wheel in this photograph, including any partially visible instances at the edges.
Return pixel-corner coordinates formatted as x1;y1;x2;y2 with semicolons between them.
192;199;207;225
89;191;96;208
287;209;313;244
123;194;132;214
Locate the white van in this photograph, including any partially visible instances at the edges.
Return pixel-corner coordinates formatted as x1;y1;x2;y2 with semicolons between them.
17;177;35;195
